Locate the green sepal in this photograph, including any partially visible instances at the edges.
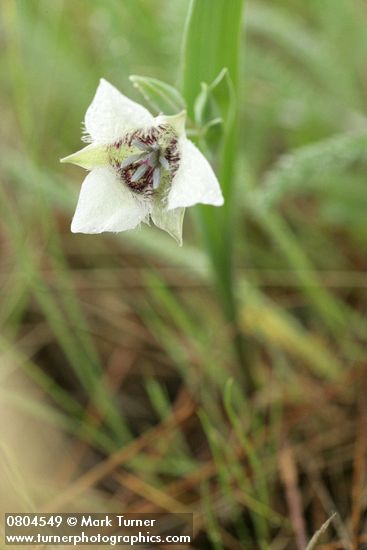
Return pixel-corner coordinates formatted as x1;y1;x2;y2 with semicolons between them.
129;75;186;116
157;111;187;137
60;143;110;170
151;204;185;246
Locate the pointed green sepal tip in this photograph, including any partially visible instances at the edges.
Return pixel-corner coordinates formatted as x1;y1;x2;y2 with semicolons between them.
60;144;109;170
151;205;185;246
157;110;187;137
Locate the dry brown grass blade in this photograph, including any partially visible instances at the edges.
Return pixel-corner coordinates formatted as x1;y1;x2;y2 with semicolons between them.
126;460;216;514
114;471;190;513
351;373;367;550
301;455;352;549
113;462;246;547
278;441;308;550
318;534;367;550
306;513;336;550
42;396;196;512
55;348;137;485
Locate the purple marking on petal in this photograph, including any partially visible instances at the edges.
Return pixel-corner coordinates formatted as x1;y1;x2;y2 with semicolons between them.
113;124;181;195
132;138;151;151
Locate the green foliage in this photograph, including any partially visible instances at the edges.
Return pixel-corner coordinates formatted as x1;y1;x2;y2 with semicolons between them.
252;131;367;210
182;0;251;390
193;68;235;153
129;75;186;115
1;0;367;547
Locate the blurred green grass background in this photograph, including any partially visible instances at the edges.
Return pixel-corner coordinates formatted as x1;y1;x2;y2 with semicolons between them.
1;0;367;548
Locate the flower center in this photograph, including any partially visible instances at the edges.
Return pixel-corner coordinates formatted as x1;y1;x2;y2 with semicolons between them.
109;125;180;195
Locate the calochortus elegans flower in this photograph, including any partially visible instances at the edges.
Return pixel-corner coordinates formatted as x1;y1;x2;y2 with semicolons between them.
61;79;224;245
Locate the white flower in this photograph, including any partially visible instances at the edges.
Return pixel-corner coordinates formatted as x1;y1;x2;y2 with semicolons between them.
61;79;224;245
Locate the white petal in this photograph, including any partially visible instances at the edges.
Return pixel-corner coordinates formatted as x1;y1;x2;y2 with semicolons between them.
167;138;224;210
85;79;154;143
71;167;150;234
151;205;185;246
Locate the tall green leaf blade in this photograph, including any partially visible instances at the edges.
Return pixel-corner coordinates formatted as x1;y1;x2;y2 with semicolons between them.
182;0;243;117
182;0;243;202
181;0;253;385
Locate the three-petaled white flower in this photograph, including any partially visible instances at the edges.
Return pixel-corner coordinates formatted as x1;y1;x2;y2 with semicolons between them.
61;79;224;245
